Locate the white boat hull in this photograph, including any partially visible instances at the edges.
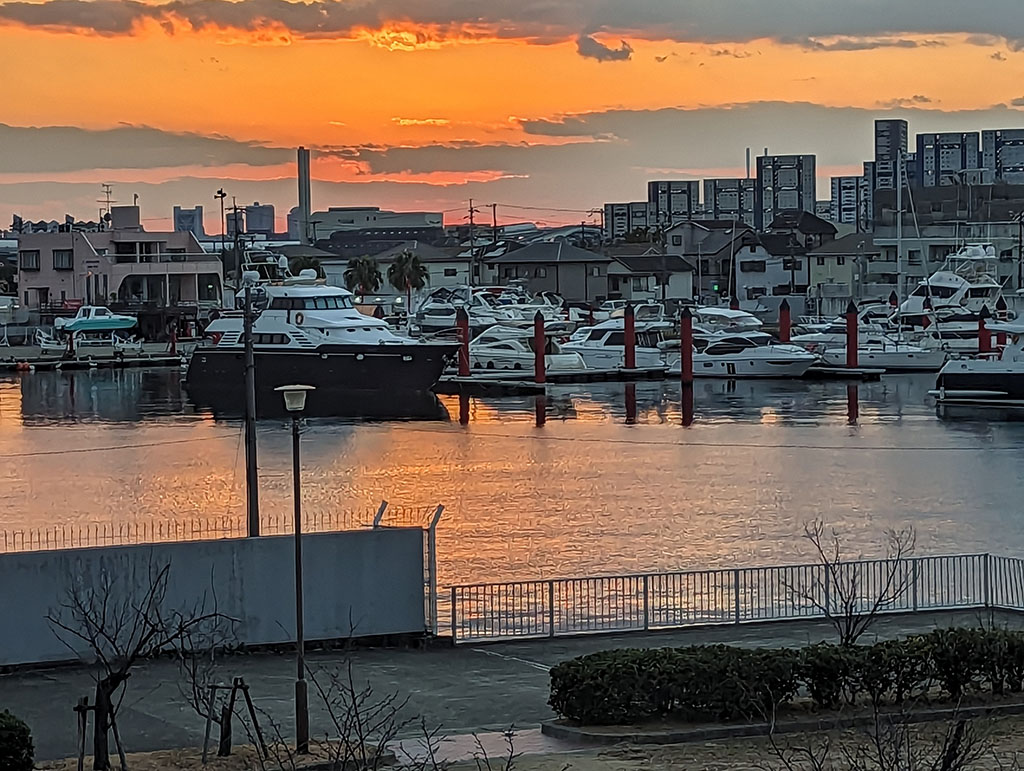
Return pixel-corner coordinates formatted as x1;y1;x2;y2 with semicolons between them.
560;345;664;370
469;351;586;372
665;351;816;378
820;347;947;372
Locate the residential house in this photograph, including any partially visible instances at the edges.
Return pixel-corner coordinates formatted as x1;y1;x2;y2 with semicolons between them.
664;220;756;304
606;244;694;301
766;210;838;250
485;241;616;303
871;183;1024;294
17;205;223;336
807;233;880;316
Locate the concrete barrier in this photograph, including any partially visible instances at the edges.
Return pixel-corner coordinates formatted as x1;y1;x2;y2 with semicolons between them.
0;528;425;667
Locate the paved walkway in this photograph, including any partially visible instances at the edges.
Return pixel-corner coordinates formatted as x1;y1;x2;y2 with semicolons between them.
2;609;1017;762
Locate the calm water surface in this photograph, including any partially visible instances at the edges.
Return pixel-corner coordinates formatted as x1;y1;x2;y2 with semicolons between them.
1;368;1022;589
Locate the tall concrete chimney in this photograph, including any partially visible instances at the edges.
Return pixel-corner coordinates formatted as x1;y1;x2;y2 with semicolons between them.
297;146;312;245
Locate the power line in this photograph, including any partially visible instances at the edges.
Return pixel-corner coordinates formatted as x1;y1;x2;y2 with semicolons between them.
335;424;1024;453
0;434;239;459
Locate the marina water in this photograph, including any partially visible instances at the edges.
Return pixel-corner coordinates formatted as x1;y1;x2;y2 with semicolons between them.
2;368;1023;591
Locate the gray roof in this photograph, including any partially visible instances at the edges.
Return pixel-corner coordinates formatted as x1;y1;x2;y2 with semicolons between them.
613;254;694;273
485;241;611;265
271;244;336;259
371;240;462;263
807;233;879;256
677;230;756;258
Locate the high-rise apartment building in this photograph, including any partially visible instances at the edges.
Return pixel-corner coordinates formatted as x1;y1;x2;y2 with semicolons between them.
755;154;816;230
701;178;756;227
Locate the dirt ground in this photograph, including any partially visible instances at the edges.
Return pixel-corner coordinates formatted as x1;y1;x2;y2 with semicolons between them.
36;715;1024;770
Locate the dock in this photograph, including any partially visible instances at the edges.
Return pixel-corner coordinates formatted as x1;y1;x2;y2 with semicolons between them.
0;354;184;373
803;365;886;381
437;366;669;394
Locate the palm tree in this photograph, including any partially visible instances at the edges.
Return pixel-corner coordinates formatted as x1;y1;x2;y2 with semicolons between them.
288;255;322;277
343;256;382;295
386;251;430;309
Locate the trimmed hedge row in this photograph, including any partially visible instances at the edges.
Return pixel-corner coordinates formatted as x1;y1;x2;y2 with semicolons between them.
549;628;1024;725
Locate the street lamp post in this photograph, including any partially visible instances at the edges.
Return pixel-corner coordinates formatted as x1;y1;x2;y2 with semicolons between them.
214;189;227;256
275;384;316;755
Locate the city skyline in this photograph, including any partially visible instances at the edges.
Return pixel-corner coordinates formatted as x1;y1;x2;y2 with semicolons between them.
3;0;1024;229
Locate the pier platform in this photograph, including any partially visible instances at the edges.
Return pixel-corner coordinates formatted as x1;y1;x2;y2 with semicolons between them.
0;354;184;372
803;365;885;381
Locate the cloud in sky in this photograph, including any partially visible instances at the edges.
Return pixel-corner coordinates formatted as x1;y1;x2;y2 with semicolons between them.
575;34;632;61
1013;98;1024;107
8;101;1024;226
876;95;934;108
0;123;288;174
2;0;1024;50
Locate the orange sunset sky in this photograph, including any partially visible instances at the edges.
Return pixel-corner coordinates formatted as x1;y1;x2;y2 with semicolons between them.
2;1;1024;230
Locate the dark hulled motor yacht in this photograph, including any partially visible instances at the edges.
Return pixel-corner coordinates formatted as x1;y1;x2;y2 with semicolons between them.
185;260;457;417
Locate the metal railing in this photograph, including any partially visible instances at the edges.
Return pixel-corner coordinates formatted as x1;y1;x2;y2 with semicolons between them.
450;553;1024;643
0;504;438;554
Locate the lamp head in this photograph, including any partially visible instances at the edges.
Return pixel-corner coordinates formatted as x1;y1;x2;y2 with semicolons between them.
274;384;315;412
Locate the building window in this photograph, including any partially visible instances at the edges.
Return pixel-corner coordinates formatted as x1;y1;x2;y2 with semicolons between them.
443;268;457;277
671;235;682;246
746;287;766;300
782;259;802;271
534;267;547;278
739;260;766;273
53;249;73;270
836;256;846;266
19;250;40;271
591;266;602;277
632;277;644;291
816;257;825;266
502;268;512;279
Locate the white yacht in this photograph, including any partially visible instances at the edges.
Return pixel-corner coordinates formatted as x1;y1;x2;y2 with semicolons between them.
185;262;457;413
899;244;1007;326
934;321;1024;405
413;286;510;334
693;306;763;333
561;319;667;369
662;332;817;378
816;336;948;372
468;325;586;372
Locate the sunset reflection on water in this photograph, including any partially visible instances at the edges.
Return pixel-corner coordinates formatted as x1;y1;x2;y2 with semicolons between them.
2;369;1024;589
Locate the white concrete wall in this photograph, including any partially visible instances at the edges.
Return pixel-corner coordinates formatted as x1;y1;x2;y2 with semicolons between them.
0;529;425;667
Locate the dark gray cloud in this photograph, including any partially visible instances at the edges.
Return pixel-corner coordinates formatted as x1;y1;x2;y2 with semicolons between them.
10;101;1024;227
790;36;942;51
992;51;1007;61
0;123;288;173
1;0;1024;50
575;34;632;61
1013;98;1024;107
877;95;933;108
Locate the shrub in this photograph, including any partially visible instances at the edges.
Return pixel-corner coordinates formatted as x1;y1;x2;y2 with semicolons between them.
798;643;855;709
0;710;34;771
549;645;799;725
548;628;1024;726
924;628;988;698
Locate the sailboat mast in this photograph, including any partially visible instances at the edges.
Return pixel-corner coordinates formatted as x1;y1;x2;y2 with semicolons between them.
896;151;903;306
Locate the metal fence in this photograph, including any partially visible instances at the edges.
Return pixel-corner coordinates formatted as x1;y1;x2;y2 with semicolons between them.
0;504;438;554
450;553;1024;643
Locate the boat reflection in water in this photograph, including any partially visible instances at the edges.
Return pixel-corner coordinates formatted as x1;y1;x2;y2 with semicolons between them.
187;380;450;421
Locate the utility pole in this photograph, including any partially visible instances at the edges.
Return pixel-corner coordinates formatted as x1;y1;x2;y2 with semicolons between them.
491;203;498;244
243;282;260;536
468;199;479;285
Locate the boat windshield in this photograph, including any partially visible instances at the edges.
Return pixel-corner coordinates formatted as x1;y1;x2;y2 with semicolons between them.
269;296;354;310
